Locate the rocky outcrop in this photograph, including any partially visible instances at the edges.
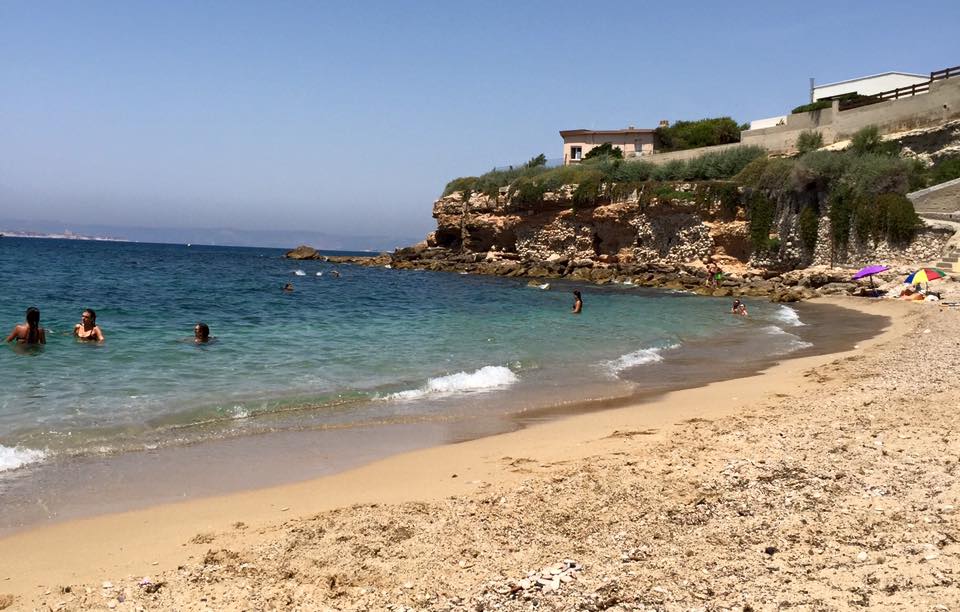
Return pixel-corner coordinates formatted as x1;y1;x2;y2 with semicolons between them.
285;245;320;260
382;179;956;301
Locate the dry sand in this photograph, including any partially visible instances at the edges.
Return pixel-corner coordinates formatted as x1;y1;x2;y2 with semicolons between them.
2;297;959;611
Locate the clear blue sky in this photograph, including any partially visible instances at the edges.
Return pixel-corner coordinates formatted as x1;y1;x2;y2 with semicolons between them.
1;1;957;246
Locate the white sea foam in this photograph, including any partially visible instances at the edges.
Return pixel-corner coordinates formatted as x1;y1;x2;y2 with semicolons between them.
316;271;323;276
294;269;306;276
387;366;519;401
0;445;47;472
773;305;805;326
762;325;813;350
604;344;678;375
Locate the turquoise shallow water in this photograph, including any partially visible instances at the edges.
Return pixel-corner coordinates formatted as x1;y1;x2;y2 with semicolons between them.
1;237;815;472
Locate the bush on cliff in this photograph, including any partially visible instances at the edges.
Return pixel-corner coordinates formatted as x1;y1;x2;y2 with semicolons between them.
583;143;623;160
795;130;824;155
654;117;746;151
737;146;924;252
442;146;765;200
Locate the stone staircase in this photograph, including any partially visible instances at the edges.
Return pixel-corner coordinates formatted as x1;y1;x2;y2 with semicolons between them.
936;248;959;273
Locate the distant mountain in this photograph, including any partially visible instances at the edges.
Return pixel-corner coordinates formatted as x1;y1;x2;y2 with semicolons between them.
0;219;417;251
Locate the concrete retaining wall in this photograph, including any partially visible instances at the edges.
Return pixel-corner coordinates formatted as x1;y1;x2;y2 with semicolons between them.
740;78;960;154
908;177;960;214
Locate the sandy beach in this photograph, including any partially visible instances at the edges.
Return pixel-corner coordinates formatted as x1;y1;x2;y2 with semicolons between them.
2;296;959;610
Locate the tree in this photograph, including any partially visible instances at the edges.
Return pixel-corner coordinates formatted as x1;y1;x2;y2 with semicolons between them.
583;143;623;160
525;153;547;168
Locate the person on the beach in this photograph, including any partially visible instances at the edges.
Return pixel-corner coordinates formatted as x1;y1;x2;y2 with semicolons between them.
74;309;104;342
283;282;294;292
706;261;721;288
194;322;211;344
5;307;46;345
572;290;583;314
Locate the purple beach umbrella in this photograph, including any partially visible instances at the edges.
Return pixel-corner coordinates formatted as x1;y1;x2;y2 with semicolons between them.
852;265;890;297
852;265;890;280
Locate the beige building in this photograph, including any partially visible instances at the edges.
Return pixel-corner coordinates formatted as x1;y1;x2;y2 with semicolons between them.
560;127;655;165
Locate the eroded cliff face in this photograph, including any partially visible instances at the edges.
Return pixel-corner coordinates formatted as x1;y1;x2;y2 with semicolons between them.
430;183;753;270
426;180;951;274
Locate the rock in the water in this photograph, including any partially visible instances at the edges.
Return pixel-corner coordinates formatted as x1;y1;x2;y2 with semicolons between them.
285;245;319;260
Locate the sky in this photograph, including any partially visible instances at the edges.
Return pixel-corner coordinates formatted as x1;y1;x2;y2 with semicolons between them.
1;1;958;248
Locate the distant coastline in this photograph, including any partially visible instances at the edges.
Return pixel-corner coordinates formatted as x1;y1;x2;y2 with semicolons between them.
0;230;128;242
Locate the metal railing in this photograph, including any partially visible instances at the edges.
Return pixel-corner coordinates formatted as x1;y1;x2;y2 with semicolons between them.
839;63;960;111
491;158;563;172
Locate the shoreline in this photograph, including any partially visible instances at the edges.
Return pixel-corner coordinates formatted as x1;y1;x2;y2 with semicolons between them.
0;296;915;607
0;300;882;538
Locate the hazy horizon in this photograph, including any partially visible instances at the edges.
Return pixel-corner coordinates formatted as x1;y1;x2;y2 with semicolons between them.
2;1;957;248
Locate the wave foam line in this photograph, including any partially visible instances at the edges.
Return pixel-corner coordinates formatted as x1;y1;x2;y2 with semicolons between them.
604;344;678;375
0;445;47;472
387;366;519;401
773;305;805;326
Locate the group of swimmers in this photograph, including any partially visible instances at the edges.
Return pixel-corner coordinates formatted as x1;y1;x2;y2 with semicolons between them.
4;307;213;347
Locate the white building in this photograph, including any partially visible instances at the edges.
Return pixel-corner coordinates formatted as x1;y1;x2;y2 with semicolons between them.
750;69;932;129
812;71;929;101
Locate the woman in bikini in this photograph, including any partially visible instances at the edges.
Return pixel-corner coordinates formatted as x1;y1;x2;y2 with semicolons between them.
5;306;46;345
572;290;583;314
74;309;105;342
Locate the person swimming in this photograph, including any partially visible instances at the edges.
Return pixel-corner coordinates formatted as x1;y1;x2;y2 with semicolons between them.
283;282;294;292
74;308;104;342
5;306;46;345
572;290;583;314
731;299;748;316
194;322;211;344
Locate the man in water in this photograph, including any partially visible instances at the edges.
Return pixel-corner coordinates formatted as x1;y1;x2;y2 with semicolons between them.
194;322;211;343
283;282;294;292
731;299;748;316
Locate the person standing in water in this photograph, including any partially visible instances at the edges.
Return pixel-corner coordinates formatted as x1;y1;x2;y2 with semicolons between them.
5;307;46;345
572;290;583;314
74;308;104;342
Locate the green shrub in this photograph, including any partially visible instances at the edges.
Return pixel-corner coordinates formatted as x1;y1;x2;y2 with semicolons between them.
799;204;820;251
735;157;795;192
442;176;479;197
746;192;777;251
654;117;744;151
849;125;899;156
795;130;824;154
766;237;781;253
572;170;604;209
510;177;547;207
583;143;623;160
880;193;921;244
713;182;741;219
791;100;831;114
932;157;960;184
828;186;854;250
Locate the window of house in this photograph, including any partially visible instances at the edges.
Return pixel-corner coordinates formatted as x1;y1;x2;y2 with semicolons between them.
571;146;582;160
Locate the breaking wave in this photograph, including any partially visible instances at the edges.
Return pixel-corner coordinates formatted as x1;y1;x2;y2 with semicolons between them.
604;344;679;375
772;305;805;326
386;366;519;401
0;445;47;473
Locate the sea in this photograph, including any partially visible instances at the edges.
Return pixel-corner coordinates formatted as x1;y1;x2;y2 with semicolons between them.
0;237;885;532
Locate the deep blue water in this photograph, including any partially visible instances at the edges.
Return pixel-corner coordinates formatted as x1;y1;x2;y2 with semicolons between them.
0;237;810;471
